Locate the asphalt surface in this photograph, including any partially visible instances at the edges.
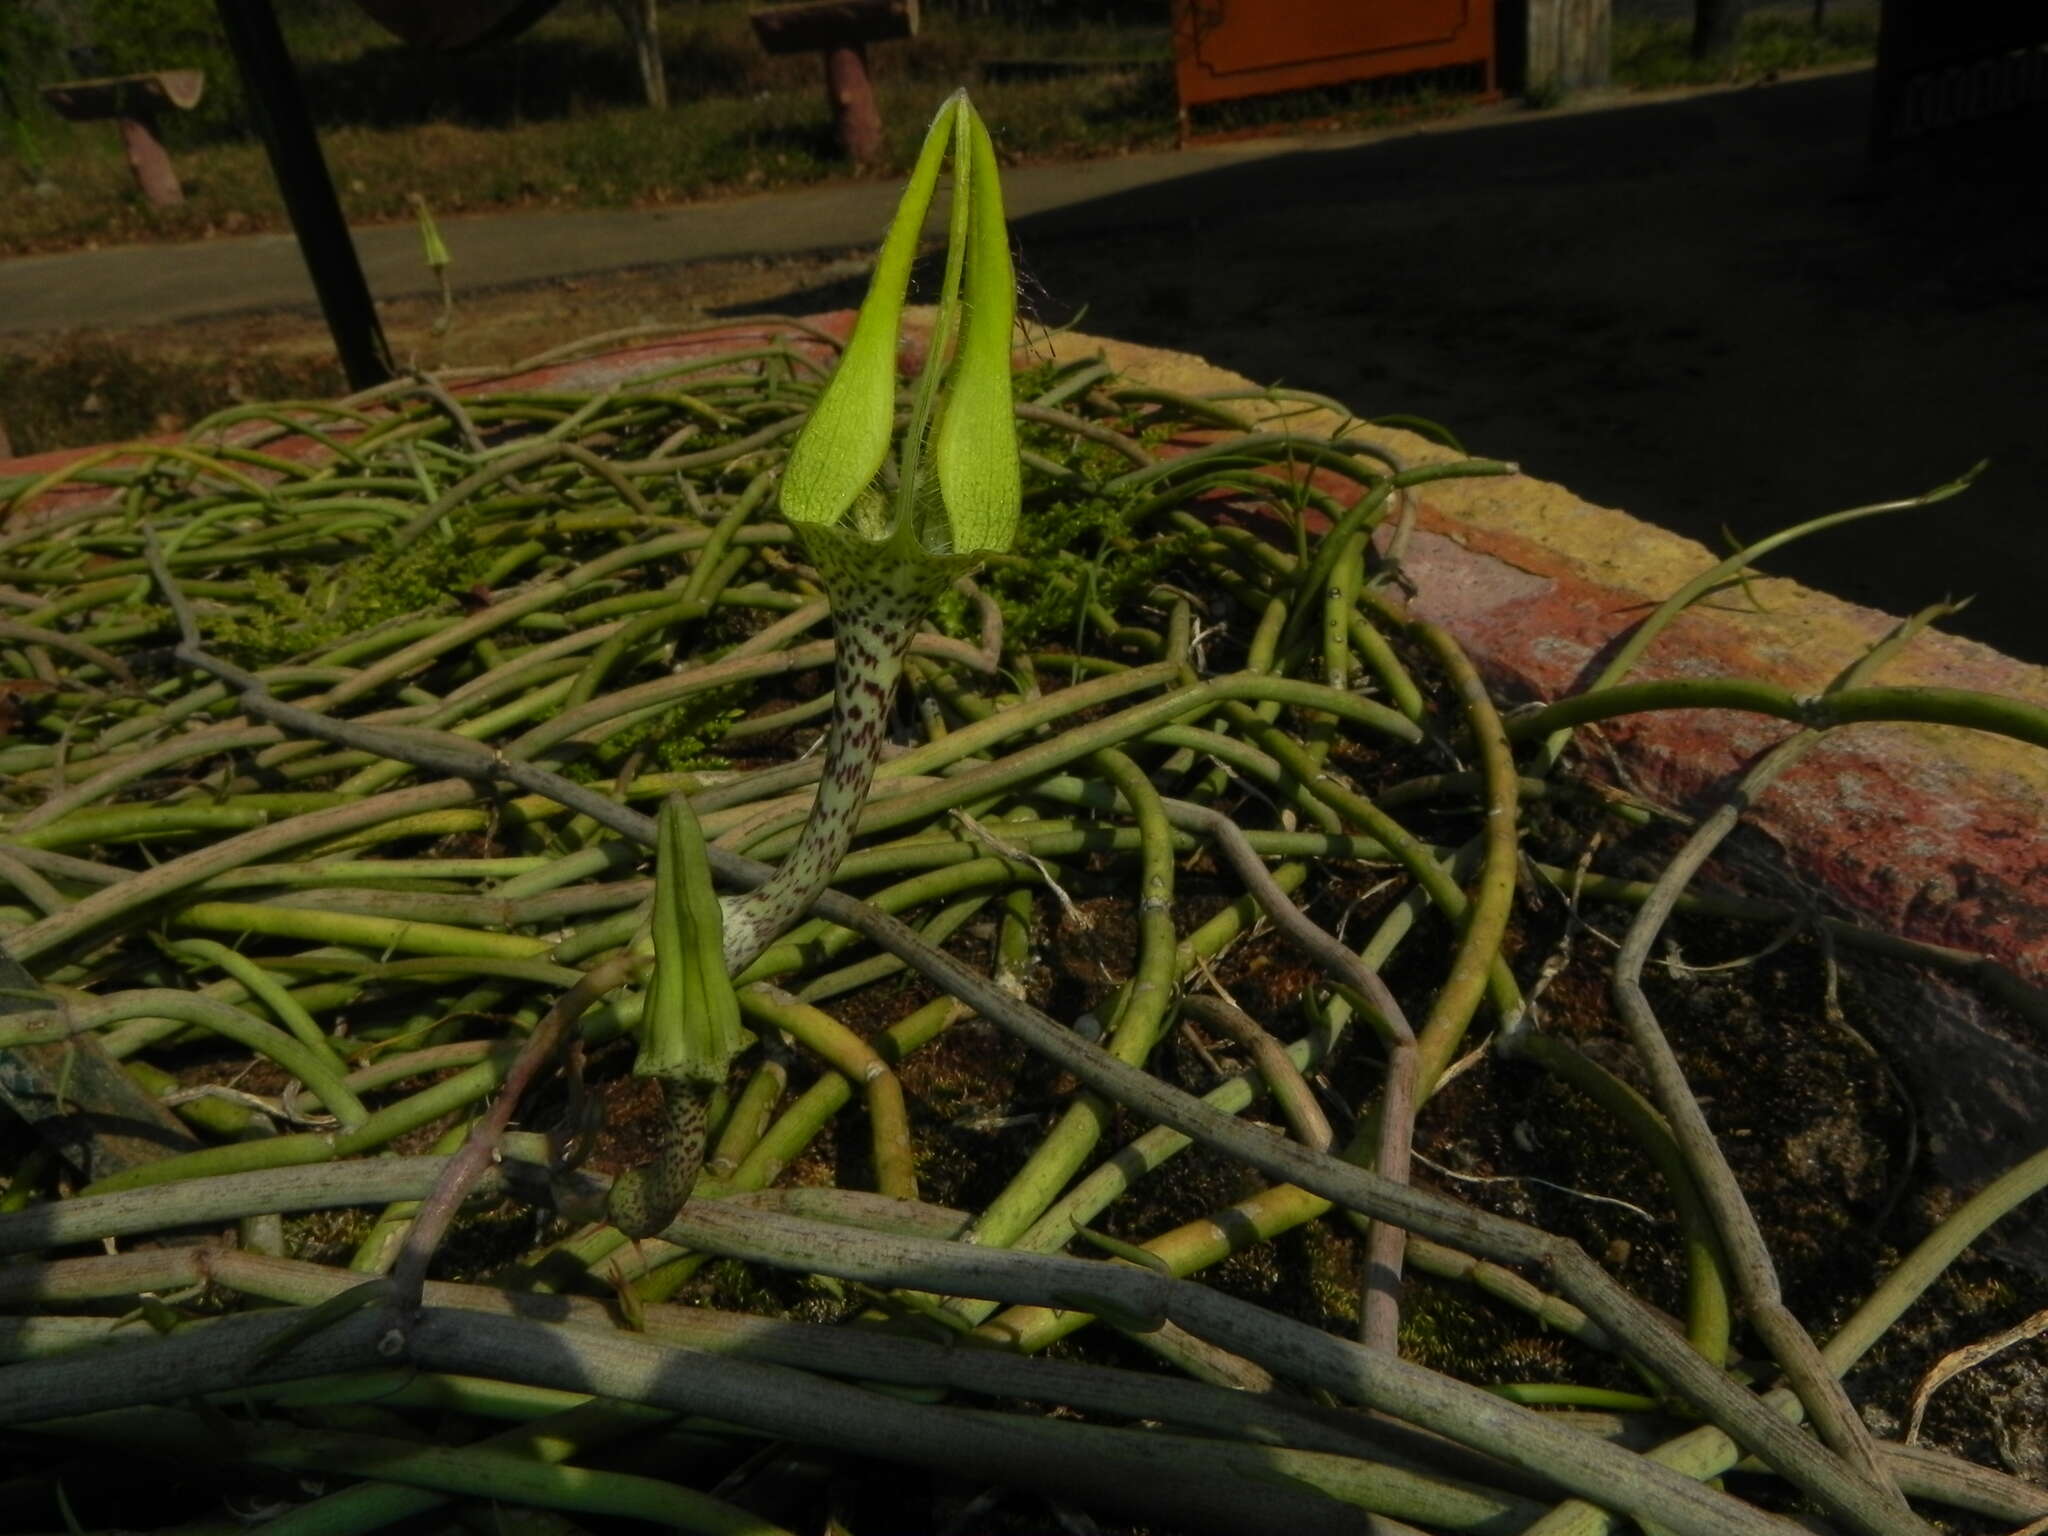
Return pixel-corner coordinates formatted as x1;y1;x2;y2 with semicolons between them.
4;67;2044;660
0;110;1491;334
969;69;2045;664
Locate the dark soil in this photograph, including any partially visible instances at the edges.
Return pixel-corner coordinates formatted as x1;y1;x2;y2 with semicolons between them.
541;774;2048;1531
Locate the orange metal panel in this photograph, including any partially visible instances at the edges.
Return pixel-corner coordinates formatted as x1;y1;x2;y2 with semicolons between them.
1174;0;1495;109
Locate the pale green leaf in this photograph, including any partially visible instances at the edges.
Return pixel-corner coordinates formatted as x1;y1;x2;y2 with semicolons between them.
934;98;1021;557
781;94;961;529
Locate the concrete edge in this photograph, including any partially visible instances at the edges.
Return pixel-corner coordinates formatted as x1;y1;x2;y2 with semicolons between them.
1063;327;2047;990
1073;326;2047;1254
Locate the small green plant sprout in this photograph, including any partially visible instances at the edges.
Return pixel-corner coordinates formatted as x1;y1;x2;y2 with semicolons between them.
780;89;1019;566
409;192;454;338
717;89;1021;971
608;796;747;1238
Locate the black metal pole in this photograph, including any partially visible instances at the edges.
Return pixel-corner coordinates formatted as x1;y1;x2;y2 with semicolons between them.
213;0;391;390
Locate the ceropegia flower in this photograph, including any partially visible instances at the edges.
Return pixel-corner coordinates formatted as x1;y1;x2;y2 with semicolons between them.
608;92;1023;1239
609;795;748;1239
780;90;1020;567
713;87;1025;977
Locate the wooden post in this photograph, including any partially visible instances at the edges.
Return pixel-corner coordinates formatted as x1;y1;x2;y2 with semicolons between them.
39;70;205;209
605;0;669;110
752;0;916;165
824;42;883;165
118;110;183;206
1524;0;1611;98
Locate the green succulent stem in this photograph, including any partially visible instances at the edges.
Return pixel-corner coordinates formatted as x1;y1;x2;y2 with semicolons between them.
717;528;968;977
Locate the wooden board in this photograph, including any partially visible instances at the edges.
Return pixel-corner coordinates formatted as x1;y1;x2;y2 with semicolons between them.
1173;0;1494;111
39;70;205;119
352;0;563;52
751;0;918;54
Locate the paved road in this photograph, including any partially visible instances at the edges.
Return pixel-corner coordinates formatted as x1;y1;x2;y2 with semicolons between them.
976;69;2042;664
0;103;1529;334
5;69;2043;661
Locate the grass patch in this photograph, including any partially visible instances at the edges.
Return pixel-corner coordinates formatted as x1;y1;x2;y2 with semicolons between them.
0;0;1880;263
1613;4;1880;90
1183;62;1491;141
0;336;343;457
2;72;1177;257
0;0;1498;259
0;1;1177;256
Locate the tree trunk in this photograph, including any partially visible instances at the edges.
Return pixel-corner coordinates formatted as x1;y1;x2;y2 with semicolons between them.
119;113;185;207
1691;0;1745;63
607;0;668;110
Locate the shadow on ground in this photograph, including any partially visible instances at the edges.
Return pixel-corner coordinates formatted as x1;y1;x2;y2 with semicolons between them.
756;69;2048;662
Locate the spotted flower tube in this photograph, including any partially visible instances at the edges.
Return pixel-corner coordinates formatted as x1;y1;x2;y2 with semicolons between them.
720;89;1020;971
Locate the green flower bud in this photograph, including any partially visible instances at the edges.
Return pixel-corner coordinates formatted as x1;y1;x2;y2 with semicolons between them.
781;91;1019;563
410;193;450;272
933;96;1019;558
637;795;745;1086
